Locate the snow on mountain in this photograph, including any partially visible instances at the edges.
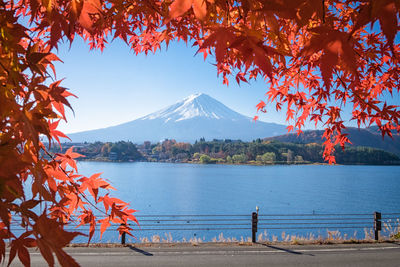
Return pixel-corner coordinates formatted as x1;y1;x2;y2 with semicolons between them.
142;93;245;122
66;93;287;143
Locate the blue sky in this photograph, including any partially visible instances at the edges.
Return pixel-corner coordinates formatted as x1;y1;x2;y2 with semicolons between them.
55;38;287;134
54;34;399;134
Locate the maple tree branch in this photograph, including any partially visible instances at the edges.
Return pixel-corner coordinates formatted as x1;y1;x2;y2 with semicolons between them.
334;69;381;115
0;61;10;75
42;148;108;217
226;0;230;25
332;69;352;111
334;69;348;91
238;6;243;22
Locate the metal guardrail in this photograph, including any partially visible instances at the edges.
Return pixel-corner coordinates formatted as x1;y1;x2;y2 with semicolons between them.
9;212;400;244
112;212;400;244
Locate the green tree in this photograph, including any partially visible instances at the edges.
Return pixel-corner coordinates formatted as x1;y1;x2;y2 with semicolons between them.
232;154;248;163
199;154;212;164
261;152;276;164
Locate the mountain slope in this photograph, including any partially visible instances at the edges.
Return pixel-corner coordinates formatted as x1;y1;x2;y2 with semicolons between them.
67;93;288;143
265;128;400;156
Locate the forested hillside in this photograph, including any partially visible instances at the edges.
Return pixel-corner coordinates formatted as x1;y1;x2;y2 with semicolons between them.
265;128;400;156
53;139;400;165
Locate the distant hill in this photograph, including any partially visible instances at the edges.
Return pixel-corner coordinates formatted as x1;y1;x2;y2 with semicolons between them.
265;128;400;156
66;93;287;143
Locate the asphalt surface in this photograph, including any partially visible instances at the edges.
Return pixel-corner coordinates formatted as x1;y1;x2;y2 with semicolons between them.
7;242;400;266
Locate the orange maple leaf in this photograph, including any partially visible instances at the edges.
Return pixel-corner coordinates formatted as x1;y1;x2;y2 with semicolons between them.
256;101;266;112
170;0;208;20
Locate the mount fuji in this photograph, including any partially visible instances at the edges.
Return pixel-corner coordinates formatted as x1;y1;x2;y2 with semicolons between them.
66;93;287;143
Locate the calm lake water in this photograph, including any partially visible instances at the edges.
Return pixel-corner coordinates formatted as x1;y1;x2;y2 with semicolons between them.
74;162;400;242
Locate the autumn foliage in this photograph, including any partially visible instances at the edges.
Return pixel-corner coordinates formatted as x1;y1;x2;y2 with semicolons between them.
0;0;399;265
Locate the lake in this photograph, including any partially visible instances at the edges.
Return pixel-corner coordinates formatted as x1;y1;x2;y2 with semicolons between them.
74;162;400;242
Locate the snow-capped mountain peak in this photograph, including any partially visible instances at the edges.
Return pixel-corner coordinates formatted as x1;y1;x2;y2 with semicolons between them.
66;93;287;143
141;93;246;123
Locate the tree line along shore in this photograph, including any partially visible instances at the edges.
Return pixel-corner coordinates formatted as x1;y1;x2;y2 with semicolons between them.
48;139;400;165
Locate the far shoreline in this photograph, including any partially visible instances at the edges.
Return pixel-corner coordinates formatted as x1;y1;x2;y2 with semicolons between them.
76;158;400;166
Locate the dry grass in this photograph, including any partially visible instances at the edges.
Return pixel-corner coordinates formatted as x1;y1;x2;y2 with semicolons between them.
67;219;400;247
66;227;400;248
383;219;400;239
112;226;400;246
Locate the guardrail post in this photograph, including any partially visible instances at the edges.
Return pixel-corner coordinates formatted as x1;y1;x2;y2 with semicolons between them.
252;212;258;243
374;211;381;241
121;223;126;245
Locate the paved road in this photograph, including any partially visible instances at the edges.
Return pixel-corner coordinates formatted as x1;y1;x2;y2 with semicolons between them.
7;242;400;266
